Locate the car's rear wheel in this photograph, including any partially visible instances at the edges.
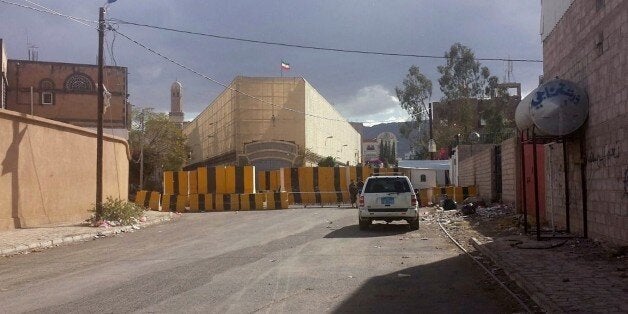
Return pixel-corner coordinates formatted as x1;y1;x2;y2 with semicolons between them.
408;218;419;230
359;218;371;230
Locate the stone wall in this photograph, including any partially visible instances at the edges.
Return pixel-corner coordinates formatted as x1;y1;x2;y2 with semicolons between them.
0;109;129;230
543;0;627;245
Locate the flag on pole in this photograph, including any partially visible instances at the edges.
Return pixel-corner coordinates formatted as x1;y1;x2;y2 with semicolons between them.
281;61;290;70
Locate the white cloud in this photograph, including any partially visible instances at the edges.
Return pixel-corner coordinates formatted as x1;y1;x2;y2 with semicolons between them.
137;64;164;81
337;85;410;123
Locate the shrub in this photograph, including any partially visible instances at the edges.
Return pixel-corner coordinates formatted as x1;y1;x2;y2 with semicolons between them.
91;197;144;225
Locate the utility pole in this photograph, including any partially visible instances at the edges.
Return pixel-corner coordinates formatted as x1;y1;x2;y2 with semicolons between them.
428;102;435;160
96;6;105;218
139;110;144;191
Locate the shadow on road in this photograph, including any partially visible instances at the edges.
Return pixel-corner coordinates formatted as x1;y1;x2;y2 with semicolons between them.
331;254;522;314
324;223;411;238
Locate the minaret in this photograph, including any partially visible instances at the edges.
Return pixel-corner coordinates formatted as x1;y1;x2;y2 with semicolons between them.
169;81;184;126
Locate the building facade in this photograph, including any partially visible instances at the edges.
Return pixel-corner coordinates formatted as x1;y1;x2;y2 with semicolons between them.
184;76;361;170
0;39;7;109
541;0;627;245
4;58;129;137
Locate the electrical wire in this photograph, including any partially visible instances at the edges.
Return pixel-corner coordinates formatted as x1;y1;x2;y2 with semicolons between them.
110;18;543;63
111;28;357;123
0;0;98;29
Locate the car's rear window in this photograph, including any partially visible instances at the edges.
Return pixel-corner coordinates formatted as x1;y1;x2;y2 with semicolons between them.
364;178;411;193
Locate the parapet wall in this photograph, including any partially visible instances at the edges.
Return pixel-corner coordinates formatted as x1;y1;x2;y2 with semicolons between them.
0;109;129;230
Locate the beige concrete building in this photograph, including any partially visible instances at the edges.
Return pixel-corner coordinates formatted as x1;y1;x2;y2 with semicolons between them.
184;76;361;170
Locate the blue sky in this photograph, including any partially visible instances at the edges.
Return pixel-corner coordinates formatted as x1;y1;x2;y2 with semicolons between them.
0;0;543;125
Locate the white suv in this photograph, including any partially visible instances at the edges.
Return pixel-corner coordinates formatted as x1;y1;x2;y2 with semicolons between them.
358;176;419;230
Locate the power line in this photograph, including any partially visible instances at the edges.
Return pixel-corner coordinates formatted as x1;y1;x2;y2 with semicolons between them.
111;28;356;124
110;18;543;63
0;0;98;29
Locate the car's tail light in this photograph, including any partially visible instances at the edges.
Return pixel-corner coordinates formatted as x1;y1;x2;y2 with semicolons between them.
411;194;418;207
359;195;364;207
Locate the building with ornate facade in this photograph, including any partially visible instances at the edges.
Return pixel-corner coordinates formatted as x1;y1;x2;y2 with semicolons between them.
184;76;361;171
1;39;129;138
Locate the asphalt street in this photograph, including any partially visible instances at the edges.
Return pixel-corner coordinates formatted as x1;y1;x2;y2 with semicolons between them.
0;207;522;313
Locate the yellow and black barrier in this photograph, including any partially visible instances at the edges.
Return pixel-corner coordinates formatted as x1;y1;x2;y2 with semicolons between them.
161;194;188;212
189;170;198;195
188;194;213;212
265;192;289;210
134;190;149;207
196;166;255;195
134;190;161;211
282;167;350;205
418;189;430;206
430;186;478;203
257;170;281;192
164;171;190;195
239;193;265;211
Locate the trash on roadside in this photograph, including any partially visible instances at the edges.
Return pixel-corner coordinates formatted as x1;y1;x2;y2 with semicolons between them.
139;216;147;223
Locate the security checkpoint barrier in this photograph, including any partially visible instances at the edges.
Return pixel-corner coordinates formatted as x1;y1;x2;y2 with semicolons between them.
256;170;281;192
196;166;255;194
239;193;265;211
164;171;189;195
161;194;188;212
429;186;478;204
418;189;431;206
134;190;161;211
188;170;198;195
134;190;149;207
265;192;289;210
188;194;213;212
453;186;478;203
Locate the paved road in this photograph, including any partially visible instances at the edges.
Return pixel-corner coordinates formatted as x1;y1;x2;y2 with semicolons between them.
0;207;522;313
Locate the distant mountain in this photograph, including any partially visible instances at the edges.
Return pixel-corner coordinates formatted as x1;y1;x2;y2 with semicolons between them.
361;122;428;157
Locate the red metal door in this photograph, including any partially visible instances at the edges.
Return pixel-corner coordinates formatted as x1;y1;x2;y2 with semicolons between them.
523;144;546;223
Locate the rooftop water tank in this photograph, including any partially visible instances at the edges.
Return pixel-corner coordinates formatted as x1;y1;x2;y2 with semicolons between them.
515;79;588;136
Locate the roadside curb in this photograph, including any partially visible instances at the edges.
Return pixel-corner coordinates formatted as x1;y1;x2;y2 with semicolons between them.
0;213;177;257
470;237;562;313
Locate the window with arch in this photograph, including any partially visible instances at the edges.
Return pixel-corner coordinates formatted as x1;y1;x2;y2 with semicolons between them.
40;79;55;105
420;174;426;182
64;73;94;92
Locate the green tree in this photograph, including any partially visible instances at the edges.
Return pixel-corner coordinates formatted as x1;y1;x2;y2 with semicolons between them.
434;43;511;150
129;110;188;192
318;156;336;167
395;65;433;155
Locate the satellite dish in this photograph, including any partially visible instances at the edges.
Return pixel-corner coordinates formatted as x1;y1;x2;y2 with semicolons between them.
516;79;588;136
468;132;480;143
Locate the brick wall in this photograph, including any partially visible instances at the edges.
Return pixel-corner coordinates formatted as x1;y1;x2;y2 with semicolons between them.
458;145;496;202
501;137;520;209
5;60;128;129
543;0;627;245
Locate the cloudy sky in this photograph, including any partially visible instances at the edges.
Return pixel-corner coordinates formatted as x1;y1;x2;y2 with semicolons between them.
0;0;543;125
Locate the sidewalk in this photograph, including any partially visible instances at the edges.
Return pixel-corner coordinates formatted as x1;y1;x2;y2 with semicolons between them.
472;235;628;313
0;211;177;257
432;206;628;313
